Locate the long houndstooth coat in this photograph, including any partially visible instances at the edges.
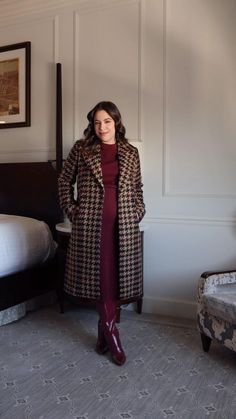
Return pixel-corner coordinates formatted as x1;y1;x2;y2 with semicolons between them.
58;139;145;301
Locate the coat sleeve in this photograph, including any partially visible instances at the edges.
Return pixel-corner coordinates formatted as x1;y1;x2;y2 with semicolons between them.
58;141;80;222
134;149;146;223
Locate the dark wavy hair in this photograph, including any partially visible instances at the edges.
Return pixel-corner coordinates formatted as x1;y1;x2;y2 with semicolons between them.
82;101;128;151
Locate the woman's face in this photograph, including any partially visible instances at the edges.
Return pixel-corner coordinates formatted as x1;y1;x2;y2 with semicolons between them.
94;110;116;144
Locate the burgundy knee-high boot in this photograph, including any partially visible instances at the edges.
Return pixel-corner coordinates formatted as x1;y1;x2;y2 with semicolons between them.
96;320;109;355
97;301;126;366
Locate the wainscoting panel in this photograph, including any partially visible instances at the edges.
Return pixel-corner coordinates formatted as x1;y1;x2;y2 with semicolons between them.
163;0;236;197
74;0;143;141
0;15;58;162
142;216;236;319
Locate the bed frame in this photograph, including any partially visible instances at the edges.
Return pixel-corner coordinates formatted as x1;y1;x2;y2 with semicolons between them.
0;63;63;313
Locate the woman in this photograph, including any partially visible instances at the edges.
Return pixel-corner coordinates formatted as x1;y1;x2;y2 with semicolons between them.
58;101;145;365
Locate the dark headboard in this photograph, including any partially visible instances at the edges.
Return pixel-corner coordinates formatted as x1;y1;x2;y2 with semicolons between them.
0;162;63;238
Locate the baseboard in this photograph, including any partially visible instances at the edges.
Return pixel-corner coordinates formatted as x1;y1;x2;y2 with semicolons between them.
125;296;197;320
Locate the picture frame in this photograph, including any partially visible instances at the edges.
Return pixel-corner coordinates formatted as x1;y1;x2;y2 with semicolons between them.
0;41;31;128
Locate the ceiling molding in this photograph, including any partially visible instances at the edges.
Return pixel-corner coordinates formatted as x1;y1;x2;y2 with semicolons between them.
0;0;130;28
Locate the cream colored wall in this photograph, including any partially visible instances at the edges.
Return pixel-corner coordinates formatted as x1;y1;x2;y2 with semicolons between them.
1;0;236;318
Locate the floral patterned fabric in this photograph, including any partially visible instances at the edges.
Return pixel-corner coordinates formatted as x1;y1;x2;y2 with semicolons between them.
197;271;236;352
0;292;57;326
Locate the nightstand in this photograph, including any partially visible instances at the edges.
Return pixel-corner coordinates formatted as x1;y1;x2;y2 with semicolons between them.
56;222;147;320
56;222;71;249
56;222;71;313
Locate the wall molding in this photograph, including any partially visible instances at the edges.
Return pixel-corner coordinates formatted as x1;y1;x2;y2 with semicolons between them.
53;15;60;63
162;0;167;197
0;148;56;163
0;0;140;28
0;13;60;65
126;296;197;320
0;148;55;154
0;5;63;30
163;191;236;199
73;11;80;142
0;0;82;28
143;216;236;227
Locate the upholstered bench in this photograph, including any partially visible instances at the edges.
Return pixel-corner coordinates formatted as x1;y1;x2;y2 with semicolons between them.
197;270;236;353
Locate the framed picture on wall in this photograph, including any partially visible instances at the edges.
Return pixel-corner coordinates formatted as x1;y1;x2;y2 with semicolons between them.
0;41;31;129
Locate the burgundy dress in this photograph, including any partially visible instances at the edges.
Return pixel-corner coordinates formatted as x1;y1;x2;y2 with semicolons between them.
100;142;119;303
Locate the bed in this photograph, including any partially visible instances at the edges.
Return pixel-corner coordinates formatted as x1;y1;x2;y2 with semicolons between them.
0;162;63;325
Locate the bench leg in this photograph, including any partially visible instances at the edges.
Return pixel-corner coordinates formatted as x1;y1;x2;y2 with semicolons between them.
200;333;212;352
137;298;143;314
116;306;121;323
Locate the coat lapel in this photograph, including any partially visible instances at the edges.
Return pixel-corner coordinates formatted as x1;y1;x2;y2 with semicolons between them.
81;142;132;191
81;144;103;188
118;142;133;191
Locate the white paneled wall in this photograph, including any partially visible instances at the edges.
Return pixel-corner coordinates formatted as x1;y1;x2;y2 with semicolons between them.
74;1;142;141
165;0;236;199
1;0;236;318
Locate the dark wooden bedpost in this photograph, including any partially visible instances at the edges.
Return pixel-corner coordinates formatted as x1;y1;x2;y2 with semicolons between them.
56;63;63;174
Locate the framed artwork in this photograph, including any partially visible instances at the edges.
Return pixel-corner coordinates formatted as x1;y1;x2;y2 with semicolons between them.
0;41;31;128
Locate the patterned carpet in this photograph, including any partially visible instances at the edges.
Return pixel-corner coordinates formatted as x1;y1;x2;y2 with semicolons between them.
0;304;236;419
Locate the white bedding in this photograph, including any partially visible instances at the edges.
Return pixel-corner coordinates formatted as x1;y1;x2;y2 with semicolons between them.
0;214;57;277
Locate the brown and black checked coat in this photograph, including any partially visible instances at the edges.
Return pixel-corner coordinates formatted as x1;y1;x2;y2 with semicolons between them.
58;139;145;301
